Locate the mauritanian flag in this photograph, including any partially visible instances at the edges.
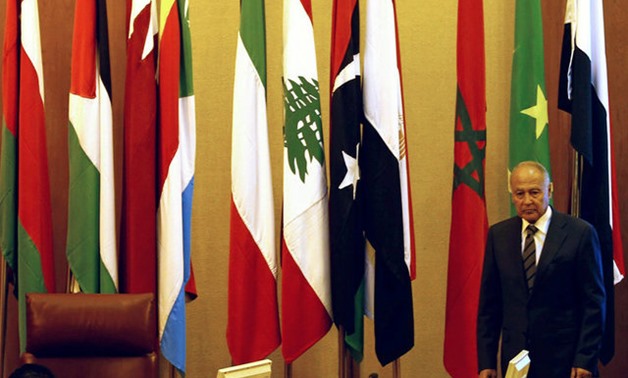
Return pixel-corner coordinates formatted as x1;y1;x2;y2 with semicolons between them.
558;0;624;364
443;0;487;376
361;0;415;366
120;0;158;294
0;0;55;351
508;0;552;199
329;0;365;362
228;0;281;364
281;0;332;363
67;0;117;294
158;0;196;373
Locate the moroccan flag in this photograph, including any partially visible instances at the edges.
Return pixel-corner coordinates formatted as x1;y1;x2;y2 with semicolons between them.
558;0;624;364
443;0;488;376
120;0;158;294
157;0;196;373
329;0;365;362
508;0;552;198
228;0;281;364
0;0;55;351
67;0;117;294
362;0;415;366
281;0;332;363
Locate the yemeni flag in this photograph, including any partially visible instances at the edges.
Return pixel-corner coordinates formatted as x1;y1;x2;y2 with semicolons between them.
558;0;624;364
228;0;281;364
508;0;552;201
329;0;365;362
120;0;158;294
0;0;55;351
281;0;332;363
67;0;117;294
362;0;415;366
443;0;488;376
157;0;196;373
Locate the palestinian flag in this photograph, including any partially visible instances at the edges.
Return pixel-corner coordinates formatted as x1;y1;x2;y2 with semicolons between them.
120;0;158;294
228;0;281;364
67;0;117;294
329;0;365;362
0;0;55;351
558;0;624;364
362;0;415;366
443;0;488;376
281;0;332;363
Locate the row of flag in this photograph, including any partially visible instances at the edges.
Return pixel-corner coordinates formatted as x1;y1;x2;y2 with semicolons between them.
0;0;196;374
444;0;625;377
228;0;416;368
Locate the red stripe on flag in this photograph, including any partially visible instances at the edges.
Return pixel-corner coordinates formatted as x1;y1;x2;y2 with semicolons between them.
227;200;280;365
70;0;97;98
2;0;18;136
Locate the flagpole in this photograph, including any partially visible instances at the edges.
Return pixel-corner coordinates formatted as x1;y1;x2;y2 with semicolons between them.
0;258;7;377
338;327;346;378
284;362;292;378
392;359;400;378
570;152;582;217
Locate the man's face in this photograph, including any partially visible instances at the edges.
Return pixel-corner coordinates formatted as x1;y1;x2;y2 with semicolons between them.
510;166;552;223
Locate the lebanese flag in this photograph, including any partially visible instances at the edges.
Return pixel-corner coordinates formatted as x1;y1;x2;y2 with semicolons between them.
443;0;488;376
281;0;332;363
0;0;55;351
558;0;624;364
66;0;117;294
329;0;366;361
120;0;158;294
361;0;414;366
228;0;281;364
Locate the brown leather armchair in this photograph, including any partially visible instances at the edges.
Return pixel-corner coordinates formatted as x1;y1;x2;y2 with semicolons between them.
21;292;157;378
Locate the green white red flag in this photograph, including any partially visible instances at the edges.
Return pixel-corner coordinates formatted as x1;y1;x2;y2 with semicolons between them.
228;0;281;364
0;0;55;351
66;0;117;294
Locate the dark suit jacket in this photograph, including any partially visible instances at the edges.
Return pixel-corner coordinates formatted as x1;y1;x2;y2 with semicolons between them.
477;209;606;377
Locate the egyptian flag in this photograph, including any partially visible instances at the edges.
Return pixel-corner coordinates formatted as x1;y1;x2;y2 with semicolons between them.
281;0;332;363
120;0;158;294
362;0;415;366
228;0;281;364
329;0;365;362
558;0;624;364
0;0;55;351
443;0;488;376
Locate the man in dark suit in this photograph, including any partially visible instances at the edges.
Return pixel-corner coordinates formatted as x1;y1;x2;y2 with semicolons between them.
477;161;606;378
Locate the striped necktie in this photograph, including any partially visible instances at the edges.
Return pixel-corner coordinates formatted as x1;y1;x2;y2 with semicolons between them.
523;224;538;292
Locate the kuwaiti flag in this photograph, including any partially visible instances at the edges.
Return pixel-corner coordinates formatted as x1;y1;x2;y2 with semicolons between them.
228;0;281;364
329;0;365;362
281;0;332;363
362;0;415;366
443;0;488;376
0;0;55;351
120;0;158;294
67;0;117;294
158;0;196;373
558;0;624;364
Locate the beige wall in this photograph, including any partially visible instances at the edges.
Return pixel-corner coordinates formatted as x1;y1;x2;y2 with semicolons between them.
0;0;517;377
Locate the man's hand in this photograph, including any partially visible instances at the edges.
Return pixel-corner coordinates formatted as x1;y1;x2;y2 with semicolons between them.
571;367;592;378
479;369;497;378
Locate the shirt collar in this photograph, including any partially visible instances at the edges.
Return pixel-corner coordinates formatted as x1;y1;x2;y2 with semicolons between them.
522;206;552;235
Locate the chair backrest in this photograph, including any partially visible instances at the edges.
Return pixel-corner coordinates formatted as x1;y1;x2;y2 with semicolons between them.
23;292;157;378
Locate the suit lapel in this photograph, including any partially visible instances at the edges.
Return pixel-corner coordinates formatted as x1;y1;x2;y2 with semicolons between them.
535;211;569;288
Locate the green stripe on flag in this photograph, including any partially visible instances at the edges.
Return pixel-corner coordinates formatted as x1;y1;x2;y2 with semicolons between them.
0;124;17;271
240;0;266;88
178;0;194;97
